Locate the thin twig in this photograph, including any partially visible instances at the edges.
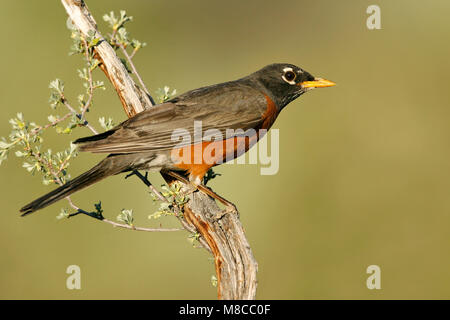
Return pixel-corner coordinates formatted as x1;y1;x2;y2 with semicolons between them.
60;95;98;134
68;208;182;232
35;113;73;134
126;170;167;202
81;38;95;118
8;113;73;149
103;218;182;232
119;45;155;105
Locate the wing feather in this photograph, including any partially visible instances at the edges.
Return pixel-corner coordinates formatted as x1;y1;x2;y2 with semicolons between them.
75;83;268;154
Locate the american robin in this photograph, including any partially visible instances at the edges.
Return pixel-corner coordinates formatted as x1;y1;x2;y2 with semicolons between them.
20;63;335;216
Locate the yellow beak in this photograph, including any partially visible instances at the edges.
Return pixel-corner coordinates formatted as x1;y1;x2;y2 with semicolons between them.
299;78;336;89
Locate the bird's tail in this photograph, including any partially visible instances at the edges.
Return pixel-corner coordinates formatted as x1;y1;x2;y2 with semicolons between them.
20;156;127;216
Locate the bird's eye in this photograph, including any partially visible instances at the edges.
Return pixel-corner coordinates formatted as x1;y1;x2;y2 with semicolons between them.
283;70;297;83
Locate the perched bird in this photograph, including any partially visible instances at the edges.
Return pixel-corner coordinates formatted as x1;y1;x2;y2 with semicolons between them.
20;63;335;216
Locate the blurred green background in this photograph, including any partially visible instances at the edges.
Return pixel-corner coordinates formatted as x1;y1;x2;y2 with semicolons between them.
1;0;449;299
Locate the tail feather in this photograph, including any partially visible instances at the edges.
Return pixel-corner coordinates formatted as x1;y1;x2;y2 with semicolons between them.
20;156;126;216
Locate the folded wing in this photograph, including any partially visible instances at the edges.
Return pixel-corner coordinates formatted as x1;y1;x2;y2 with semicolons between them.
75;84;267;154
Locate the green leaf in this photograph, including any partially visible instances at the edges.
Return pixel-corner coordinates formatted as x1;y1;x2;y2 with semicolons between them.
69;142;77;154
155;86;177;103
117;209;134;226
77;68;89;81
148;211;162;220
49;79;65;94
103;10;133;31
0;149;8;165
15;150;26;158
49;92;61;109
211;275;218;287
0;140;10;149
89;37;101;48
159;202;171;211
56;208;70;220
22;162;34;173
47;115;58;123
131;39;146;50
98;117;115;131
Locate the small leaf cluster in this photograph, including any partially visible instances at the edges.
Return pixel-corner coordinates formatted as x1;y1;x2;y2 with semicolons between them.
103;10;133;33
48;79;65;109
117;209;134;226
69;27;102;56
211;275;218;287
103;11;146;53
188;231;201;244
149;182;188;219
22;143;78;185
0;113;79;184
0;19;110;215
0;113;41;165
155;86;177;103
57;208;70;220
98;117;115;131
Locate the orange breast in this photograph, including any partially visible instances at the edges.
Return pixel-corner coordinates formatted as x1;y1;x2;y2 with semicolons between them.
171;94;279;180
171;135;258;180
260;94;278;130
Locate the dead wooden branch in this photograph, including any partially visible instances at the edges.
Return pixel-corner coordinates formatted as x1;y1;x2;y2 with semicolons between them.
61;0;258;300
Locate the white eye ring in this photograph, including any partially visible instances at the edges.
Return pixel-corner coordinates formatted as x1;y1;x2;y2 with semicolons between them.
282;67;297;85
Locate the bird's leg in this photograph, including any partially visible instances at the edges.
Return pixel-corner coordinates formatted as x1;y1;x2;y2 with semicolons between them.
162;170;238;220
161;170;197;195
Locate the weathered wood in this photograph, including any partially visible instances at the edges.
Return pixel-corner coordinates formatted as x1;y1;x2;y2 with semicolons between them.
61;0;258;300
185;192;258;299
61;0;152;117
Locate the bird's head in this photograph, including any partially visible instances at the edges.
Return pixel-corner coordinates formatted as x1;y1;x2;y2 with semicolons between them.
251;63;335;108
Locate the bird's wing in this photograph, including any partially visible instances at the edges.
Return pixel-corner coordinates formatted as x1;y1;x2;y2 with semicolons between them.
75;84;269;154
